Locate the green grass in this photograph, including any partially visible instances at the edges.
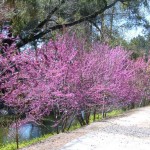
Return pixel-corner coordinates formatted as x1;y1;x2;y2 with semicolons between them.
106;109;124;118
0;133;55;150
89;109;124;123
69;123;81;131
0;109;125;150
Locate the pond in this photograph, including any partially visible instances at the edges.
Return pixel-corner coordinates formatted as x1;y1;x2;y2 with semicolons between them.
0;117;56;147
0;110;81;147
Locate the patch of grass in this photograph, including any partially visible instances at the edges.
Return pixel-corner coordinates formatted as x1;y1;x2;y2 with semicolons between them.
69;123;81;131
89;109;124;123
0;143;16;150
107;109;124;118
0;133;55;150
89;114;102;123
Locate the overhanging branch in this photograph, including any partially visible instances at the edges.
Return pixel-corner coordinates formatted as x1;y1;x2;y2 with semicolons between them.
17;0;120;48
34;0;66;31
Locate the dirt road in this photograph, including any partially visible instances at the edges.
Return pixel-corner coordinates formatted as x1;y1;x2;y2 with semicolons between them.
21;106;150;150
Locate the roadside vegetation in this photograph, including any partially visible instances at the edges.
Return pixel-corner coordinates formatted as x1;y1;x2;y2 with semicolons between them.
1;109;125;150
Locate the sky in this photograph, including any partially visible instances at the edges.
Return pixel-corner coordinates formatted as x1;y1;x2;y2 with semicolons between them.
124;27;144;41
124;7;150;41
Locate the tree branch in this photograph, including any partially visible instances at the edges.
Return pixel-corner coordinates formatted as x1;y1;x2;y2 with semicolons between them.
35;0;66;30
89;20;102;34
16;0;120;48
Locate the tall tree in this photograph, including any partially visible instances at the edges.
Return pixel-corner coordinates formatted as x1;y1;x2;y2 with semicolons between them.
0;0;150;48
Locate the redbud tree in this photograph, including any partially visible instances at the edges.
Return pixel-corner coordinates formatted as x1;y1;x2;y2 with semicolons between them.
0;33;149;129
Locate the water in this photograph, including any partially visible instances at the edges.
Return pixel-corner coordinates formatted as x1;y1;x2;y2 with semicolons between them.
6;123;42;142
0;119;55;146
0;112;79;146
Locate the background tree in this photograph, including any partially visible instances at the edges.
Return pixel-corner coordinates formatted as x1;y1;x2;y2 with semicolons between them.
0;0;149;49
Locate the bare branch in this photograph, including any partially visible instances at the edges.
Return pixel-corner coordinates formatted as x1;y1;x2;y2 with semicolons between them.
89;20;102;34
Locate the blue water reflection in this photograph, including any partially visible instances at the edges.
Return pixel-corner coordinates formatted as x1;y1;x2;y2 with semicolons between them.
18;123;41;140
5;122;42;143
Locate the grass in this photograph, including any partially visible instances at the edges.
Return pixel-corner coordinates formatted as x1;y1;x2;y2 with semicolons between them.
0;133;55;150
0;109;125;150
106;109;124;118
89;109;124;123
69;123;81;131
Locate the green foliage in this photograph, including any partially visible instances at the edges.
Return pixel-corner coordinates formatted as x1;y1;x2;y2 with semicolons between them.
129;35;147;51
79;0;106;16
108;36;129;48
130;52;140;60
127;35;150;58
2;0;150;45
4;0;54;34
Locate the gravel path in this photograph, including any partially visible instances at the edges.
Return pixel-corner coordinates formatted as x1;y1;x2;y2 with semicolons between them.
21;106;150;150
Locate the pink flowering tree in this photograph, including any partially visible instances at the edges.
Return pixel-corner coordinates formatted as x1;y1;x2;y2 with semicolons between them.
0;33;149;133
0;34;85;132
133;57;150;107
78;44;147;118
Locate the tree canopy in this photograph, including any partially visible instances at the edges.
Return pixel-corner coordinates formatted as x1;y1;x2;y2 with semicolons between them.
0;0;150;48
